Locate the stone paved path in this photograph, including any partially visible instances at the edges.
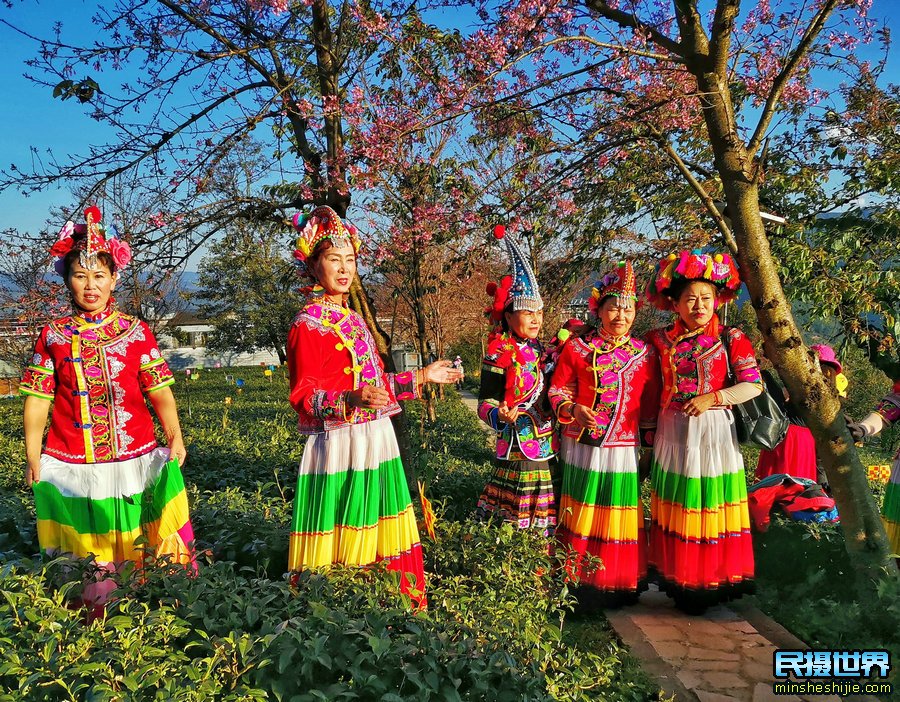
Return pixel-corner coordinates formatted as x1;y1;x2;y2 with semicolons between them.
606;585;877;702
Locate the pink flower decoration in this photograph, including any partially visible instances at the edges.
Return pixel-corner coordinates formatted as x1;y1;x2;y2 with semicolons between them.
57;221;75;241
613;347;631;362
520;440;540;459
355;339;369;356
697;335;716;348
600;389;618;403
601;371;618;386
595;412;611;427
676;360;697;374
108;239;132;269
361;364;377;379
675;341;692;353
677;380;698;393
496;439;510;455
596;353;612;365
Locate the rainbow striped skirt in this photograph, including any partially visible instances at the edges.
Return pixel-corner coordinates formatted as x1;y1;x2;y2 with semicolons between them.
288;417;425;605
882;456;900;555
475;458;556;533
649;408;754;604
33;447;195;569
556;437;646;593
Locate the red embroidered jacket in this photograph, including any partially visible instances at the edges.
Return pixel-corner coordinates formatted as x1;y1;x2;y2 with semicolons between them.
548;331;660;447
288;298;421;435
645;318;762;411
20;309;175;463
477;333;557;462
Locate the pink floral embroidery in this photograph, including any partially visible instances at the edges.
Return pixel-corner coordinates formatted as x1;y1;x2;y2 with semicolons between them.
519;439;540;459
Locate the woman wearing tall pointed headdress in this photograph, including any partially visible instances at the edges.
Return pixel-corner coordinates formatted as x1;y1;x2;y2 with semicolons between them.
475;225;558;533
645;250;762;613
548;261;660;606
286;206;461;607
22;206;194;608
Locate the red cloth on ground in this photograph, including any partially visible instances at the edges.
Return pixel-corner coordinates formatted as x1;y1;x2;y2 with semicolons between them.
755;424;817;481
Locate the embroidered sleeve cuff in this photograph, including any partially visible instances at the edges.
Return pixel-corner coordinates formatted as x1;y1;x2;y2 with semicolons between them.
876;395;900;425
139;359;175;393
478;402;501;430
311;389;348;421
389;370;421;401
554;400;576;424
20;365;55;399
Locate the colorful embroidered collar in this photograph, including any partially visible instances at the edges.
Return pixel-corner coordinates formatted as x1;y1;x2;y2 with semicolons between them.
73;300;117;324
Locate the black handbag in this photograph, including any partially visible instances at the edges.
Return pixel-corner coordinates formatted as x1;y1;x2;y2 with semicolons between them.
720;331;789;451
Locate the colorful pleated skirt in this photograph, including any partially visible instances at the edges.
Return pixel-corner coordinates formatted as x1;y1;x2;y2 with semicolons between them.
755;424;817;482
33;446;196;569
288;417;425;605
649;408;754;605
556;437;646;593
475;458;556;533
882;456;900;555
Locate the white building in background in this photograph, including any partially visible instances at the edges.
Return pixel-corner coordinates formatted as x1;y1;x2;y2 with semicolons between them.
157;310;280;370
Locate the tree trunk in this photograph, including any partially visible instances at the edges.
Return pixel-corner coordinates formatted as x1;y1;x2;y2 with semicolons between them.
694;68;896;585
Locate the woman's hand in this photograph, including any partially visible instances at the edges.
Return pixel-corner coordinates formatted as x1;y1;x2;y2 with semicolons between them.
24;458;41;487
347;385;390;409
422;360;464;385
572;404;597;430
497;401;519;425
681;392;717;417
168;436;188;468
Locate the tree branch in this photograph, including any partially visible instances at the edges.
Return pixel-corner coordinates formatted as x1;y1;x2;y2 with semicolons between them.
747;0;840;157
584;0;684;58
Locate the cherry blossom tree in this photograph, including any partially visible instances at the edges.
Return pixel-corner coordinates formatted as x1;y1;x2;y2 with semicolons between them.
363;0;893;580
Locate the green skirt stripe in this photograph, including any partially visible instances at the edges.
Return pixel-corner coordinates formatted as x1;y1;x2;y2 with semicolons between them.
882;477;900;522
33;459;187;534
34;483;144;534
650;463;747;510
560;462;639;508
292;455;412;533
141;460;188;523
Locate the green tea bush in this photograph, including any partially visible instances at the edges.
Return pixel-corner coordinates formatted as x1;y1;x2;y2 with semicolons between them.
0;371;663;701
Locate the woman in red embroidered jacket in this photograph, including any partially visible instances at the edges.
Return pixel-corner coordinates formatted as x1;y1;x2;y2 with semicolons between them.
645;250;763;613
21;207;194;608
475;225;558;533
548;261;660;606
286;206;461;606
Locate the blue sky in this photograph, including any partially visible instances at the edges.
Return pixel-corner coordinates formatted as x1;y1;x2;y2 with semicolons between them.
0;1;897;256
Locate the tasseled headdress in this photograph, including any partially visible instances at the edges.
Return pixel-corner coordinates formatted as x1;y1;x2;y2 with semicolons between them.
484;225;543;324
647;249;741;311
50;206;132;275
588;260;638;317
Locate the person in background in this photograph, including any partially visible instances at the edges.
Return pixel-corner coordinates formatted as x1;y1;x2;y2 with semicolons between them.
848;380;900;559
286;206;461;607
475;225;557;533
453;355;464;388
645;250;763;614
548;261;659;607
22;206;194;612
755;344;844;484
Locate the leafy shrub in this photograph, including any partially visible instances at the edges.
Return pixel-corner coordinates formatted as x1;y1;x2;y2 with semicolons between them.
0;369;664;701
